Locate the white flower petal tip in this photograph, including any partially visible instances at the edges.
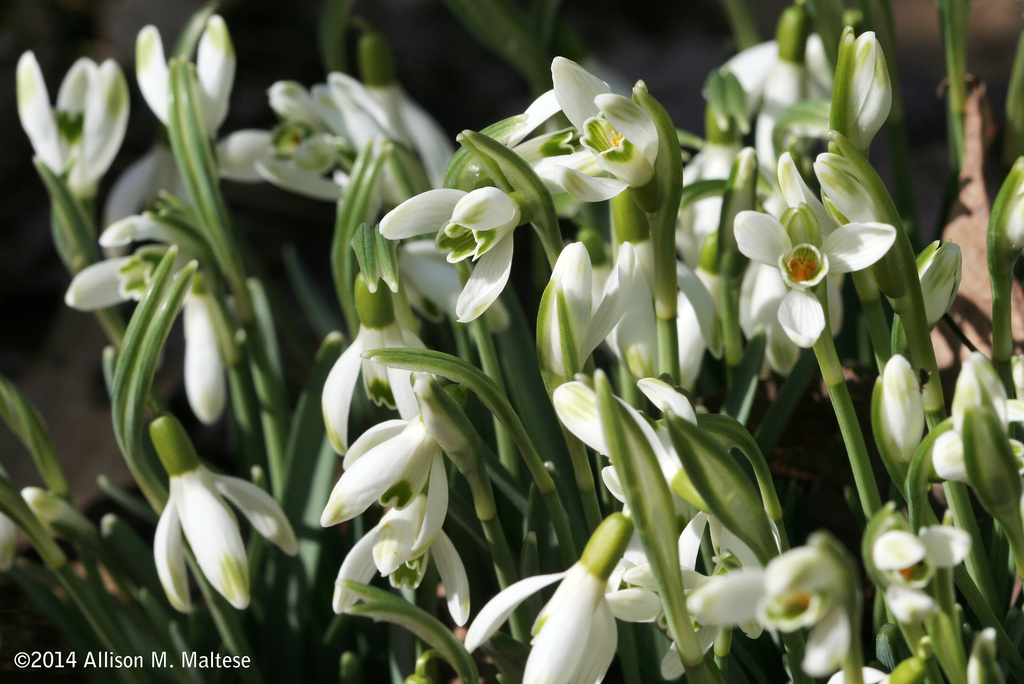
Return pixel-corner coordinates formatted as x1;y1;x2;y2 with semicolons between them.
872;530;926;571
919;525;970;568
822;222;896;273
778;289;825;347
464;571;566;652
136;25;170;124
636;377;696;423
734;211;791;266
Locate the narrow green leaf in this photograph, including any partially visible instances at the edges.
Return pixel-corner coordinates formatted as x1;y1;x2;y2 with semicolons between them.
111;249;196;510
282;244;344;341
171;2;218;59
679;179;727;214
665;413;776;565
0;375;67;496
343;581;479;684
385;140;432;199
721;330;765;424
331;139;388;333
696;413;782;524
317;0;353;74
444;113;536;190
440;0;548;93
457;129;562;267
33;158;99;272
350;223;400;295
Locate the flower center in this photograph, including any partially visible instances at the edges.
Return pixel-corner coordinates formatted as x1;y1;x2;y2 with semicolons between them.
788;255;818;283
780;244;827;289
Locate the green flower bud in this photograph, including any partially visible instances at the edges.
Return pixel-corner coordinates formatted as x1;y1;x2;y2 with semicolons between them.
776;4;811;64
358;31;396;88
21;487;93;542
917;240;961;327
952;353;1008;433
989;157;1024;273
149;413;202;477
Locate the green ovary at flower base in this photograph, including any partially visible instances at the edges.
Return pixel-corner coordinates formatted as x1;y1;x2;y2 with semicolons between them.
149;414;297;612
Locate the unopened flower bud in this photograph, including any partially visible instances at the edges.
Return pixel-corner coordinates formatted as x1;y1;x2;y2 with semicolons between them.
989;157;1024;263
917;240;961;327
873;355;925;483
831;28;891;153
967;628;1003;684
952;353;1008;433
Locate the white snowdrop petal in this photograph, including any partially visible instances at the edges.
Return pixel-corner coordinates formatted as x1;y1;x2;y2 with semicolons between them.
213;474;298;556
822;222;896;273
778;288;826;348
734;211;792;265
919;525;971;568
551;57;609;131
380;189;465;240
432;530;471;627
464;572;567;651
455;235;514;322
153;501;191;612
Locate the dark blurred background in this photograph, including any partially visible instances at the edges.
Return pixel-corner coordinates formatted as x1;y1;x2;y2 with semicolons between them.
0;0;1020;507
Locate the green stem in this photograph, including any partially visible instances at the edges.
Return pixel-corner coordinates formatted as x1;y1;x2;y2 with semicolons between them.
813;291;883;517
562;428;602;532
992;280;1016;395
937;0;971;171
944;480;1001;609
719;276;744;379
927;568;969;684
852;272;892;372
657;316;682;383
719;0;760;50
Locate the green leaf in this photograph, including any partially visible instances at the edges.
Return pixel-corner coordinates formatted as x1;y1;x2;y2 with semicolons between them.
772;99;831;156
721;329;765;424
0;474;66;569
444;114;536;190
665;413;776;565
679;179;727;213
593;373;706;673
385;140;432;199
0;375;67;496
456;129;562;267
171;1;218;59
351;223;400;295
111;249;196;510
343;581;479;684
480;631;529;683
33;158;98;273
696;413;782;524
317;0;353;74
440;0;548;93
331;139;389;333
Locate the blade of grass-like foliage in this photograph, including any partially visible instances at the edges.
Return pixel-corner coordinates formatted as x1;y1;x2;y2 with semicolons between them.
593;374;722;683
33;159;99;271
0;375;67;496
318;0;353;74
171;2;218;59
111;249;195;510
343;581;479;684
772;100;830;156
665;413;777;565
331;139;388;333
720;330;765;424
440;0;548;94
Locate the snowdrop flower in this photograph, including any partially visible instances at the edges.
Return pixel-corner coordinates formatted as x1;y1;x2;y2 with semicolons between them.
396;240;509;331
545;57;659;202
379;187;524;322
16;51;128;198
331;517;469;625
149;414;297;612
537;241;635;390
321;274;423;454
64;230;226;426
874;355;925;478
554;377;696;505
872;526;969;624
136;15;235;133
689;539;856;678
733;209;895;347
465;513;638;684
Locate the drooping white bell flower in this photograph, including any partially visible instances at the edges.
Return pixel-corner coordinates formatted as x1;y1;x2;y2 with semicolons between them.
733;210;896;347
16;51;129;198
136;15;235;133
149;414;297;612
379;187;523;322
545;57;660;202
321;276;423;454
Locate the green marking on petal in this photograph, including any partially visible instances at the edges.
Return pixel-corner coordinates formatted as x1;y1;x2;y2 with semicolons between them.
56;110;84;146
366;377;396;408
600;136;639;165
436;227;476;262
780;244;828;289
381;480;413;509
272;123;310;157
218;554;249;607
389;554;427;589
582;117;620;153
